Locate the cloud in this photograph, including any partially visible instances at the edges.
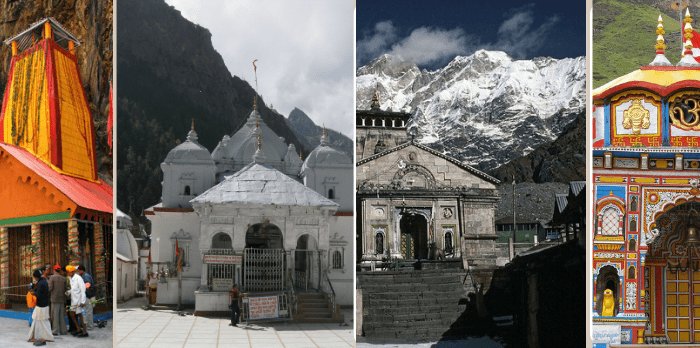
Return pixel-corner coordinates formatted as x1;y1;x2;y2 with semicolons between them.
359;5;560;66
164;0;354;138
390;27;474;66
357;20;397;62
358;21;473;66
492;6;560;58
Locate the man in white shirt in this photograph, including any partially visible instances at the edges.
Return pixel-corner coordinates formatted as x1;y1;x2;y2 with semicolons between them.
66;265;88;338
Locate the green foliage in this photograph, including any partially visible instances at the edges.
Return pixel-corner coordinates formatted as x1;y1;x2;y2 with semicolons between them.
593;0;682;88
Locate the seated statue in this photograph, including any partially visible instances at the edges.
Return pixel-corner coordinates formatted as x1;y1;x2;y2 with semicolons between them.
601;288;615;316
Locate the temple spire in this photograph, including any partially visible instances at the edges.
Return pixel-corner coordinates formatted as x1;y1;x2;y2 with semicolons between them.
186;118;199;143
252;117;265;163
650;14;671;66
320;124;329;146
370;84;381;110
252;59;259;110
679;9;700;66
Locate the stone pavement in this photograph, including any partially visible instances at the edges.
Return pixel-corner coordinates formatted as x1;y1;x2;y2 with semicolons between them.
0;315;112;347
115;296;354;348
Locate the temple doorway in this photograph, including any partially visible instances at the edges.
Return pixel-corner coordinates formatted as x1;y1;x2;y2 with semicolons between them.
294;234;319;291
647;201;700;343
243;222;285;292
400;212;428;259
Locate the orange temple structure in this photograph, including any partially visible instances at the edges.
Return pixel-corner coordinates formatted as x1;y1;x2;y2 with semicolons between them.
0;18;112;304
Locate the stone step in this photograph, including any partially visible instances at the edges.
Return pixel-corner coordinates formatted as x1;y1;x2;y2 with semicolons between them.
360;274;465;283
364;304;466;316
298;301;328;308
360;284;465;293
364;290;465;301
365;297;465;307
362;326;468;340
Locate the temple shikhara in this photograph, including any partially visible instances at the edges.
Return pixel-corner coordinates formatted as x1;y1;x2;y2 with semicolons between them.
0;18;112;302
592;10;700;344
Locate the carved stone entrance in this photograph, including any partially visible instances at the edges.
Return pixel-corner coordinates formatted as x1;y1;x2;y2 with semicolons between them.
398;209;430;260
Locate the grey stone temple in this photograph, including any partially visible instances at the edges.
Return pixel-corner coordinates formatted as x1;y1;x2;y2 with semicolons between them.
355;92;502;340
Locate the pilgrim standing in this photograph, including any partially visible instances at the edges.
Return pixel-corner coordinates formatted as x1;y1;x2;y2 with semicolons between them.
48;264;67;336
27;268;54;346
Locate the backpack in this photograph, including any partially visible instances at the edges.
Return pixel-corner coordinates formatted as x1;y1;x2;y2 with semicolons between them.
86;285;96;298
26;291;36;308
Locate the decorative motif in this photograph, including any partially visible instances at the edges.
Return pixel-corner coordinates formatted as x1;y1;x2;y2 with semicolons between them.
30;224;41;271
614;158;639;169
442;207;454;219
622;99;651;134
68;220;80;265
0;227;7;290
93;223;105;286
373;207;385;217
670;96;700;131
593;157;604;168
626;282;637;310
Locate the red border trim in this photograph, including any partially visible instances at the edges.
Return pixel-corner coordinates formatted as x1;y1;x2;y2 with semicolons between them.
46;39;62;168
0;56;18;142
594;80;700;101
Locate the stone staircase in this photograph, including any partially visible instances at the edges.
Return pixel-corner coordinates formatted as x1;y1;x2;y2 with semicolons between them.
294;292;343;323
359;269;471;341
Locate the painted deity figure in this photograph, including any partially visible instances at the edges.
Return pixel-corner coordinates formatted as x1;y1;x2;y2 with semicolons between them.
622;99;651;134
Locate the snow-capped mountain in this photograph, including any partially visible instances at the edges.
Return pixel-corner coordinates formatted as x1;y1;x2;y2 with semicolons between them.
356;50;585;171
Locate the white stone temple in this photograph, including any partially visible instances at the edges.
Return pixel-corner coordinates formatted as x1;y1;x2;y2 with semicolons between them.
145;105;353;317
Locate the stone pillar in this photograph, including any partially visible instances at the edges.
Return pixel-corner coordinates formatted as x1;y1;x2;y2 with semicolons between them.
93;222;105;286
30;224;42;271
68;219;80;265
0;227;8;291
199;255;209;291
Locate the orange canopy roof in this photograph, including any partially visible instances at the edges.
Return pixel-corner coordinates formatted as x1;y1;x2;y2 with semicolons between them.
0;143;112;215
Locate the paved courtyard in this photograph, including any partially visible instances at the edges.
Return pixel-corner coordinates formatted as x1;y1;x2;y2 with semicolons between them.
0;315;112;347
115;296;353;348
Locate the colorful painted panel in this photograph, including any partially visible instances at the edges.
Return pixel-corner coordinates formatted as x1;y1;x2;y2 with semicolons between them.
611;95;662;147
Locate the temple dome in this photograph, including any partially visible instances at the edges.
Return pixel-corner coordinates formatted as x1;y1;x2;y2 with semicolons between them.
164;129;213;163
212;109;288;162
302;143;351;170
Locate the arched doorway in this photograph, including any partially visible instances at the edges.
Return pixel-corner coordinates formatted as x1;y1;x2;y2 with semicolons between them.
294;234;319;290
399;212;429;259
647;201;700;343
243;222;285;292
245;222;283;249
595;265;620;316
208;233;238;291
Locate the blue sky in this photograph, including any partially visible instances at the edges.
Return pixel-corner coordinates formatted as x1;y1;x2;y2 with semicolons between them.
357;0;585;69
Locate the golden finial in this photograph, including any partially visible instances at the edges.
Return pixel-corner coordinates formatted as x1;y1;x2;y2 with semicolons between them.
685;9;694;43
656;15;667;53
191;118;195;131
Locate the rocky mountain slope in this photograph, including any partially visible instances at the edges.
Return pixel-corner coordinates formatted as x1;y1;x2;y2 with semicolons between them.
356;51;585;172
0;0;113;177
287;107;353;159
117;0;307;218
491;112;585;184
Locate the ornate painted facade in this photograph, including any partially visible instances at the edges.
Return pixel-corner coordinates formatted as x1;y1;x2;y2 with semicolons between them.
592;12;700;344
